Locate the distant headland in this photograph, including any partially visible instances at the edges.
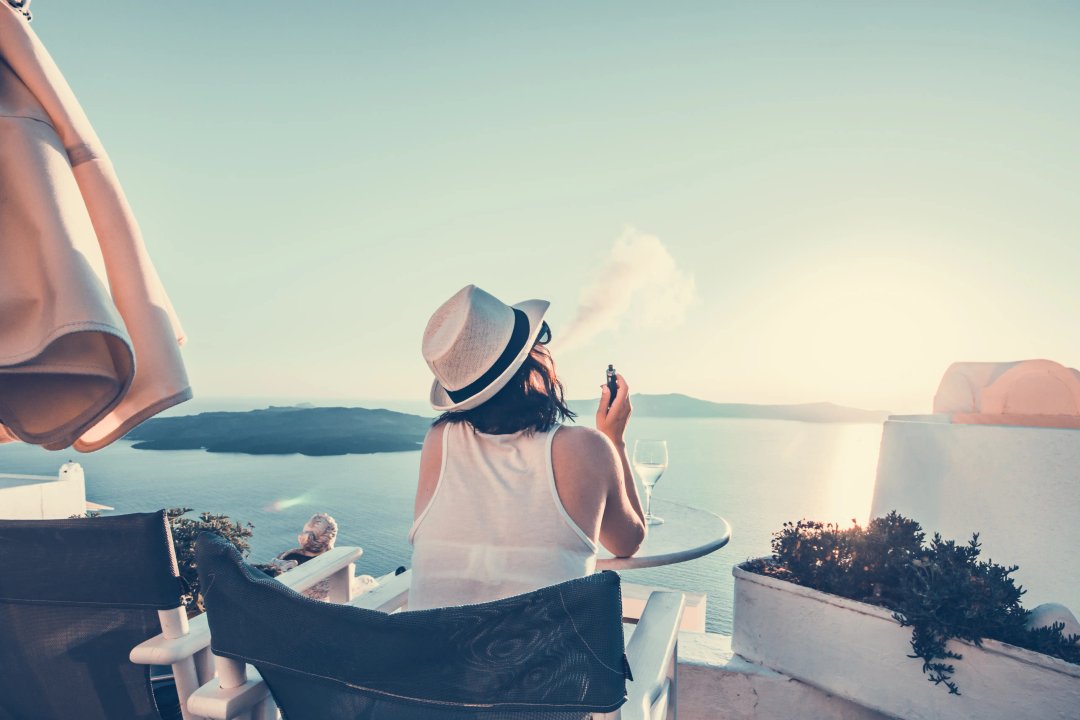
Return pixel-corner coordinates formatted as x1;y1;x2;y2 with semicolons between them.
574;393;890;424
124;394;888;456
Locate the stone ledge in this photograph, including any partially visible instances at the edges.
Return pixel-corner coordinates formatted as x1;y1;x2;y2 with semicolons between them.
677;633;891;720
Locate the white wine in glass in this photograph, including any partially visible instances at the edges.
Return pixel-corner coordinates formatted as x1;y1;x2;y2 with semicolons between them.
633;439;668;526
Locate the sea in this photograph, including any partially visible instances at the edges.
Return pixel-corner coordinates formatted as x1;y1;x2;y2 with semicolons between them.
0;400;884;635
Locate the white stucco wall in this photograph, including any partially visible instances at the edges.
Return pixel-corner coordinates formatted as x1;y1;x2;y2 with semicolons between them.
872;416;1080;612
0;462;86;519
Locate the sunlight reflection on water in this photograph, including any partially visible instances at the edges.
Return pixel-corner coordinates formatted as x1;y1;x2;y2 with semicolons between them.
822;423;883;527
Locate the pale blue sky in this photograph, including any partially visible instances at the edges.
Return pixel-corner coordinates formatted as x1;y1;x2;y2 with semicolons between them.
34;1;1080;412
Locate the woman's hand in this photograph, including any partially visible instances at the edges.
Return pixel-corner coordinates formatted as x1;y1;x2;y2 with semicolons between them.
595;373;632;447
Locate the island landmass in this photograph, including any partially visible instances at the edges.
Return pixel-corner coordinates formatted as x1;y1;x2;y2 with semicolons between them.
125;406;431;456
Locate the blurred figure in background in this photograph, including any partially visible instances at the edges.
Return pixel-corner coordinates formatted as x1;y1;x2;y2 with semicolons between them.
274;512;338;567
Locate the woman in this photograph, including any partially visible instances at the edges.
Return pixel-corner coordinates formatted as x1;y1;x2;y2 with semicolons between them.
409;285;647;609
273;512;339;567
266;513;345;601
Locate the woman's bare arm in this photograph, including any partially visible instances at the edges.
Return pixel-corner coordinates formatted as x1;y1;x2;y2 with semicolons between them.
552;426;645;557
553;373;646;557
594;374;646;555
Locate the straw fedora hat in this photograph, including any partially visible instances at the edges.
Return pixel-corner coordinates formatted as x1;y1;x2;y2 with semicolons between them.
423;285;550;412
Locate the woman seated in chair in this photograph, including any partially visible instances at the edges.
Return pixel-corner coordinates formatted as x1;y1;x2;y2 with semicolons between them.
409;285;647;609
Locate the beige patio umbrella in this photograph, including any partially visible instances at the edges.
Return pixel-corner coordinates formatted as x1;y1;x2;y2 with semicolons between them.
0;4;191;451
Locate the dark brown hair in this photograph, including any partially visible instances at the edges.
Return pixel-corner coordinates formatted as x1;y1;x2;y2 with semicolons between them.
435;327;576;435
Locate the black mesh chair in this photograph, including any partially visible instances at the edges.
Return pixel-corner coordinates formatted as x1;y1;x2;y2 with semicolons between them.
190;532;686;720
0;511;191;720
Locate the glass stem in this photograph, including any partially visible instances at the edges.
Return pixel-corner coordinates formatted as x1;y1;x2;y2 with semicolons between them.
644;486;653;519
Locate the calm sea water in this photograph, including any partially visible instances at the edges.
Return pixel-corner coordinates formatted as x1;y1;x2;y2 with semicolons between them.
0;414;884;634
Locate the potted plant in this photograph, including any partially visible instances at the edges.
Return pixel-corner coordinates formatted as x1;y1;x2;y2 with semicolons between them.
732;513;1080;720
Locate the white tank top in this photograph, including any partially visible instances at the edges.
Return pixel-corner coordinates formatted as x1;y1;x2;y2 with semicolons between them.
408;422;598;610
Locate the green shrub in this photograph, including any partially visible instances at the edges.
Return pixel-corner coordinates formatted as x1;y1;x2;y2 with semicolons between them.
164;508;257;614
745;512;1080;695
761;513;925;606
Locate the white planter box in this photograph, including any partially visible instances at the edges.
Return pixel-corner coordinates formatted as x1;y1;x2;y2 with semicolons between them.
731;563;1080;720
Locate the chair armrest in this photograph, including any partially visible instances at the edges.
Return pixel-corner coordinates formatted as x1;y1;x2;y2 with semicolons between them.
131;611;211;666
348;568;411;612
621;591;686;720
130;546;363;665
621;581;706;632
275;545;362;595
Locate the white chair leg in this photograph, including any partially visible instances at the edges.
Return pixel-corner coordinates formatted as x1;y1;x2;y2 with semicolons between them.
157;607;206;720
187;661;272;720
216;656;249;690
667;639;678;720
195;647;215;685
171;656;203;720
219;656;252;720
252;696;278;720
158;607;190;638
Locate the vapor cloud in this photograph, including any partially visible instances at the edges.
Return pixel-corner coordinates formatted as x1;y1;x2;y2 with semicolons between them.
554;227;697;353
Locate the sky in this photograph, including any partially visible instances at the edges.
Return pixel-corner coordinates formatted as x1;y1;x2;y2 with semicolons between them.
30;1;1080;413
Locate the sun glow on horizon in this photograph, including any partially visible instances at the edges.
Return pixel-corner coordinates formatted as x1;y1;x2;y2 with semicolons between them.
716;249;992;412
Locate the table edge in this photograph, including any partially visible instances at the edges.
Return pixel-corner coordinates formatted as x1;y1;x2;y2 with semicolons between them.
596;504;732;570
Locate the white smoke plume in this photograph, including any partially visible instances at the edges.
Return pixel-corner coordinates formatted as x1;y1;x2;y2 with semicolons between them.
554;227;697;353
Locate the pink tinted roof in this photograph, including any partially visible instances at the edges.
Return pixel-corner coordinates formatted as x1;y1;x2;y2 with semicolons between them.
934;359;1080;428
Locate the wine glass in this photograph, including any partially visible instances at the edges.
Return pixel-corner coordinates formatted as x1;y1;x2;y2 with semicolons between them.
633;439;668;526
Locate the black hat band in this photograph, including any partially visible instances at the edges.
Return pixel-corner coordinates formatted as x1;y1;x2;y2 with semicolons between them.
445;309;531;404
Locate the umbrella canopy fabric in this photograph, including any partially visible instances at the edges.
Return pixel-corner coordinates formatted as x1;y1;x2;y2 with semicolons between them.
0;4;190;451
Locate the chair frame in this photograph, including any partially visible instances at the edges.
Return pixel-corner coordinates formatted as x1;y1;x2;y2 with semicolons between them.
129;545;361;720
189;569;686;720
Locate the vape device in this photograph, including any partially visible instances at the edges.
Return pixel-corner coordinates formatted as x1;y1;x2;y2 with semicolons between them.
606;364;618;407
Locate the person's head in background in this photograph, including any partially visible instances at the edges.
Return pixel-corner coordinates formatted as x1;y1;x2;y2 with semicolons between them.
297;512;337;556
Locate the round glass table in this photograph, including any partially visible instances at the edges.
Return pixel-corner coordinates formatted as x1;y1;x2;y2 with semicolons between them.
596;498;731;570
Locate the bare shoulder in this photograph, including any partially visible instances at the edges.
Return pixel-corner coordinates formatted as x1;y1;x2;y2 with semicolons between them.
422;422;445;450
552;425;620;476
414;422;445;519
420;422;445;469
552;424;609;451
